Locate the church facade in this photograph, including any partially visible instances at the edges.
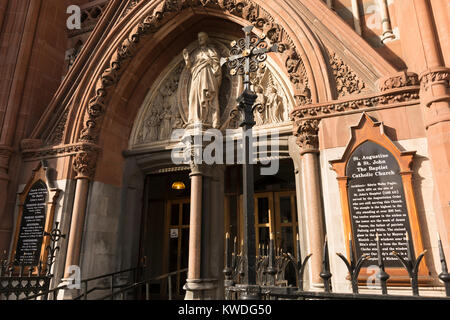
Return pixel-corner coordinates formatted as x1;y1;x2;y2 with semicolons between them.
0;0;449;299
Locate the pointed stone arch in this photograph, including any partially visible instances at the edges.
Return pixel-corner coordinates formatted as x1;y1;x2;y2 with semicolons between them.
25;0;399;182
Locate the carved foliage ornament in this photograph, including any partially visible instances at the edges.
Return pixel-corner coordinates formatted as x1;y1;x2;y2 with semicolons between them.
78;0;310;145
378;71;419;92
294;119;320;151
291;88;420;120
329;51;366;98
72;151;98;180
419;67;450;108
420;68;450;92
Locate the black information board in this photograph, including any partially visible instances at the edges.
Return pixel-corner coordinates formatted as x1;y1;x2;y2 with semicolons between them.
346;141;412;268
14;180;48;265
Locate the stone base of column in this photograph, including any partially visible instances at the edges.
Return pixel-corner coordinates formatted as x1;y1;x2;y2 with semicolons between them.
184;278;218;300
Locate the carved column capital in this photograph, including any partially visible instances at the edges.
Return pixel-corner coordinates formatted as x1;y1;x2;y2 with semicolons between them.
419;67;450;108
294;119;320;154
72;151;98;180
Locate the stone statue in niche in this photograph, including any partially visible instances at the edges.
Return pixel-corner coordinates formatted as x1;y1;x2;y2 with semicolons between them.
183;32;222;128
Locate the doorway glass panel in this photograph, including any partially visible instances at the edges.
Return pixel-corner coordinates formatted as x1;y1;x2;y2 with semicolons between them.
226;191;298;258
167;199;190;298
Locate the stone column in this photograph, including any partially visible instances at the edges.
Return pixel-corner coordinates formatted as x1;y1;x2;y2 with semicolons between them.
413;0;450;260
184;127;221;300
295;119;325;287
63;178;90;277
378;0;395;43
60;150;97;298
187;164;203;282
351;0;362;36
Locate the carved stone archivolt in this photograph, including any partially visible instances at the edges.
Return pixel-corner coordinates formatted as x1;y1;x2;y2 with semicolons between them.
130;35;295;147
122;0;142;17
78;0;310;148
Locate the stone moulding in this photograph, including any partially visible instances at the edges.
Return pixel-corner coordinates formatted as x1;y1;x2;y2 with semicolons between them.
291;85;420;122
378;71;419;92
291;84;420;151
21;142;101;162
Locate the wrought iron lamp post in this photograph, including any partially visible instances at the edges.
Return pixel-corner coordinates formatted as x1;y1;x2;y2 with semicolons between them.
221;25;278;299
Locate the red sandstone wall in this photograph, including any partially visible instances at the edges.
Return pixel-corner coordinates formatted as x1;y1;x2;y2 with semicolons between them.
0;0;68;253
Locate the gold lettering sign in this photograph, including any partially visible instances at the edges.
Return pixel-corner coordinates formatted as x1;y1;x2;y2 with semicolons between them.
330;113;430;285
10;161;61;274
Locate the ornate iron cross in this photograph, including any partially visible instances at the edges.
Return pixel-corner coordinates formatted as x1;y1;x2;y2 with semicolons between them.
221;25;278;91
220;26;278;297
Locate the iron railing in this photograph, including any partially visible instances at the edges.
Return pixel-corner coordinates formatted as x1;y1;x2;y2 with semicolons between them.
96;268;188;300
224;233;450;300
0;223;64;300
22;267;188;300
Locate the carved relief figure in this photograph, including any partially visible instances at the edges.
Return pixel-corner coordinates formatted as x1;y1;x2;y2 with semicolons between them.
251;69;287;126
266;86;283;123
183;32;222;128
254;85;266;126
159;104;172;140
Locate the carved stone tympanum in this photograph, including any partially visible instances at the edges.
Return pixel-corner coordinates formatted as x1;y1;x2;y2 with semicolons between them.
131;34;295;147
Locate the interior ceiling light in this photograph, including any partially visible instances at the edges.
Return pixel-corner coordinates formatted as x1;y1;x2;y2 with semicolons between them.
171;181;186;190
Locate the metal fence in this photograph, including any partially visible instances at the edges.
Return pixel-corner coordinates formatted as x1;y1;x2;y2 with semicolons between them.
0;223;64;300
224;233;450;300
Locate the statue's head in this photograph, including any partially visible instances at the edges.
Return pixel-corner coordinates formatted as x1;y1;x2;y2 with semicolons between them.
198;32;209;46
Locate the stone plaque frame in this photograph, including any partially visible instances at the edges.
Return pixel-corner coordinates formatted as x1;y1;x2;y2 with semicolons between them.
330;113;430;284
10;161;61;274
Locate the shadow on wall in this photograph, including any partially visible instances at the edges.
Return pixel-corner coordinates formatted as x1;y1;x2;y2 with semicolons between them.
331;0;407;71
